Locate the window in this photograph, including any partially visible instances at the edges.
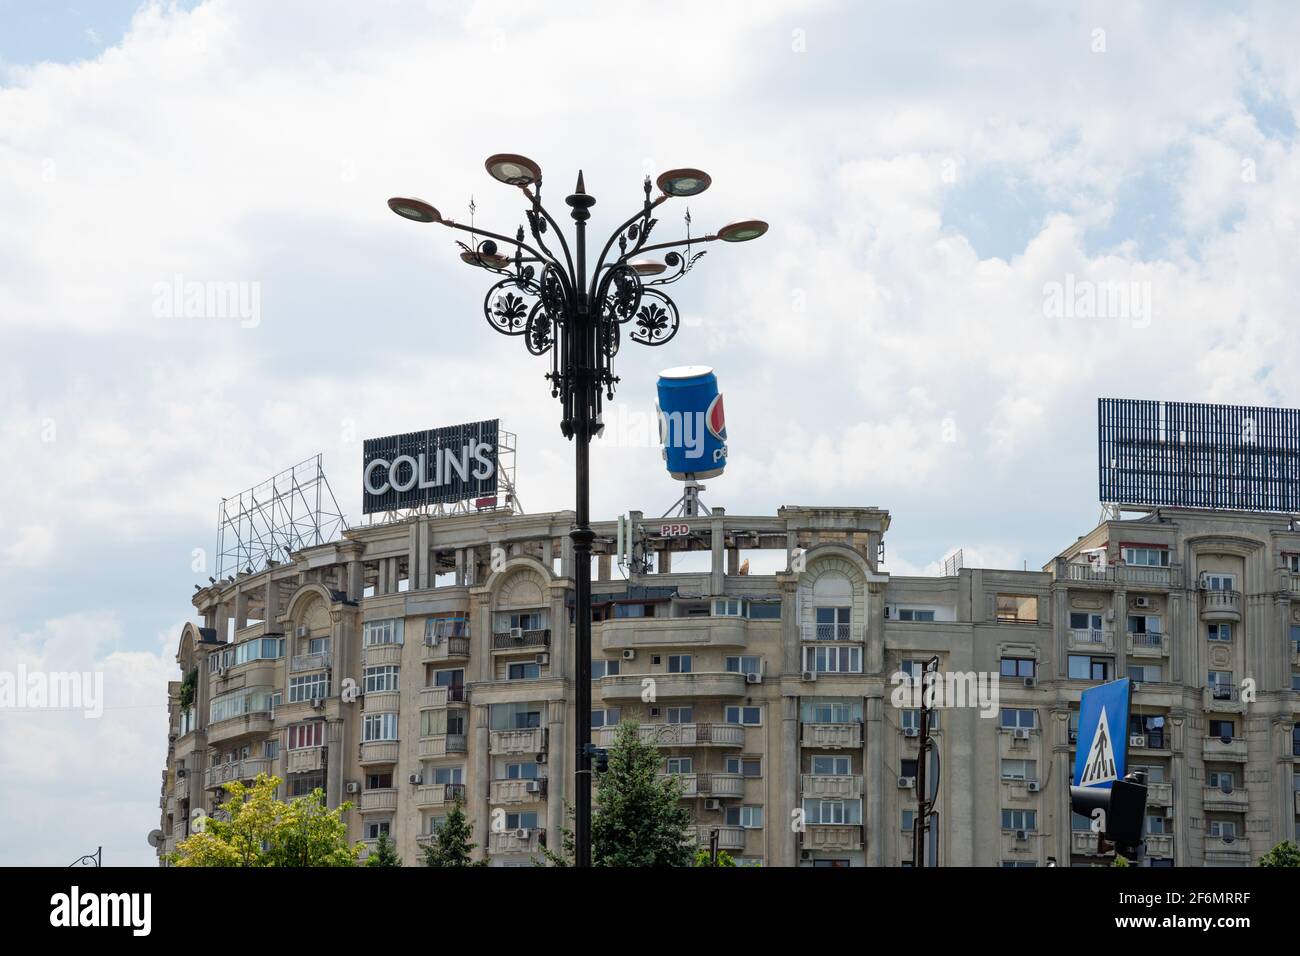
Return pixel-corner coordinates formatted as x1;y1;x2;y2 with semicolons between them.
1207;671;1234;699
666;706;693;724
1000;759;1037;781
802;798;861;825
1000;708;1036;730
996;594;1038;624
1292;672;1300;692
812;756;850;775
665;757;693;775
234;636;284;665
1208;820;1236;839
366;820;391;840
1129;715;1165;748
432;766;464;785
505;811;539;830
426;617;468;641
1207;770;1235;792
1207;623;1232;642
901;709;938;731
1146;815;1171;834
507;661;541;680
802;699;860;723
1071;812;1092;831
1069;611;1103;632
506;612;543;632
802;644;862;674
1286;554;1300;573
725;805;764;828
1122;547;1169;567
900;759;918;778
667;655;692;674
307;636;331;656
813;606;853;641
433;668;464;691
1292;625;1300;653
362;619;403;646
287;722;323;750
288;772;323;797
725;706;761;726
366;772;393;790
503;762;542;780
713;598;745;617
1201;573;1236;591
490;702;542;730
1068;655;1111;681
262;738;279;760
288;672;329;703
1132;763;1165;783
726;756;762;777
899;659;925;681
1127;614;1162;638
747;602;781;619
363;665;399;694
209;686;274;723
1209;719;1235;739
901;810;915;832
896;608;936;622
1000;657;1036;679
725;655;762;675
1127;664;1162;683
613;602;654;618
363;713;398;742
591;659;621;680
591;708;621;728
1000;809;1037;831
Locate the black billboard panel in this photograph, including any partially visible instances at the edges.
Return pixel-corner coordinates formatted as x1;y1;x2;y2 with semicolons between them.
362;420;499;514
1098;398;1300;512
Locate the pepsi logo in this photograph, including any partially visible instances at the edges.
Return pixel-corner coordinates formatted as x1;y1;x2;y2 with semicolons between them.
706;394;727;440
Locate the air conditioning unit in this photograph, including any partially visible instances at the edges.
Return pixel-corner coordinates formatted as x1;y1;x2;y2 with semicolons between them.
215;664;226;677
800;850;813;861
1105;608;1115;622
745;672;762;684
704;798;722;811
311;698;324;710
345;781;360;793
622;649;636;661
802;670;817;682
1129;735;1147;748
1013;728;1031;740
510;627;524;641
514;827;528;839
408;772;422;785
176;768;187;778
536;653;550;666
1015;830;1028;841
1132;682;1143;692
904;728;920;738
1023;677;1037;688
897;776;916;789
1027;781;1041;793
535;753;547;764
296;626;308;638
1133;596;1152;609
525;780;540;793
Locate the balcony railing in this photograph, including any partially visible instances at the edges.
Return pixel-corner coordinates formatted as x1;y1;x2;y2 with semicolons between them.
595;722;745;748
1199;589;1242;620
1202;786;1248;813
290;652;331;674
358;788;398;813
422;636;471;663
286;746;325;774
1127;630;1167;656
1068;628;1114;651
801;774;863;798
204;757;274;790
799;824;862;852
1059;560;1173;587
1145;833;1174;859
1202;736;1248;761
695;825;746;851
359;740;400;765
492;628;551;650
414;783;466;808
801;622;858;642
800;722;863;749
418;685;467;709
488;828;542;854
417;734;468;758
600;671;749;701
491;778;548;804
490;727;547;755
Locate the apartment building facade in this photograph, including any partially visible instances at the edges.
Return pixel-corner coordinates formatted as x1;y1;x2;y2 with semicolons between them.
156;502;1300;866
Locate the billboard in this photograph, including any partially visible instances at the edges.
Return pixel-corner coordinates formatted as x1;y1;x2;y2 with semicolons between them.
1098;397;1300;512
362;420;499;514
656;366;728;480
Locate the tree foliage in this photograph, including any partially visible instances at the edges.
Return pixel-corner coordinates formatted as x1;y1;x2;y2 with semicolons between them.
365;829;402;867
170;773;360;867
1260;840;1300;867
422;795;485;867
590;719;695;867
694;846;736;867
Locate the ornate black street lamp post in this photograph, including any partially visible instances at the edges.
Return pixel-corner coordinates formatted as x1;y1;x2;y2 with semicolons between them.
389;155;766;866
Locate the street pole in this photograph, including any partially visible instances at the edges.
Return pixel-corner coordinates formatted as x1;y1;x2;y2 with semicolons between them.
566;173;595;868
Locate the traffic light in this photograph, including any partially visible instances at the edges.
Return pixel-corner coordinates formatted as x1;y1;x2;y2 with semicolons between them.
1070;770;1148;859
583;742;609;773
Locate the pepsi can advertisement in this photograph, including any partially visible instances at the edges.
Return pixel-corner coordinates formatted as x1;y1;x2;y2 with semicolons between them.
656;365;728;480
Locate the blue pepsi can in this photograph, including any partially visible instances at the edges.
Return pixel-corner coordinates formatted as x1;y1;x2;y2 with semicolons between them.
657;365;727;480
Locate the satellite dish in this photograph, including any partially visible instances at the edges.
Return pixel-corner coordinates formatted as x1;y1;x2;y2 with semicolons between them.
147;829;165;849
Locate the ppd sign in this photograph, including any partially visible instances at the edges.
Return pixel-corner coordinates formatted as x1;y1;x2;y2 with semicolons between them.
362;420;498;514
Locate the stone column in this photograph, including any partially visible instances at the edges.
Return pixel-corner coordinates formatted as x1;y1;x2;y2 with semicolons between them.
780;694;799;867
547;698;567;854
710;508;726;595
865;695;884;866
473;704;490;864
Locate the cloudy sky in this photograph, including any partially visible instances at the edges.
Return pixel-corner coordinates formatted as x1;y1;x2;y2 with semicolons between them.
3;0;1299;865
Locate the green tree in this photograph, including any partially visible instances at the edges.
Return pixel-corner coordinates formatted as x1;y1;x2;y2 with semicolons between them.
590;719;695;867
422;795;485;867
365;829;402;867
694;846;736;867
170;774;360;867
1109;854;1130;867
178;668;198;711
1259;840;1300;867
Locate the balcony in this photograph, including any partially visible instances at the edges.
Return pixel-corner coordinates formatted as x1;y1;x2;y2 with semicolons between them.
491;778;548;804
358;788;398;813
1199;589;1242;622
601;615;747;651
1202;736;1248;762
204;757;275;791
663;772;699;797
1147;782;1173;807
492;629;550;651
800;622;861;642
1202;787;1248;813
206;711;273;746
599;672;748;702
1204;835;1251;863
362;643;403;667
801;774;863;799
696;825;746;851
800;824;862;852
490;727;547;756
172;772;191;801
1294;791;1300;816
422;637;471;664
364;690;401;713
359;741;400;765
800;722;863;749
1070;830;1105;856
1145;833;1174;859
414;783;466;808
702;773;746;797
1126;631;1168;657
1059;560;1174;588
290;652;331;674
419;685;468;709
1068;628;1114;652
286;746;324;774
1202;686;1248;715
418;734;468;758
596;722;744;749
488;827;542;854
